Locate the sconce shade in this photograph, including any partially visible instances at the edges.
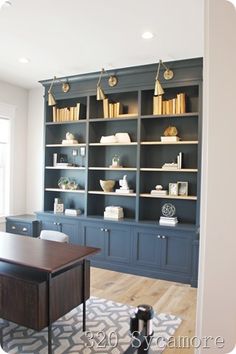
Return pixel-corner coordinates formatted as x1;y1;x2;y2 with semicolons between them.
154;79;164;96
97;85;106;100
48;91;56;106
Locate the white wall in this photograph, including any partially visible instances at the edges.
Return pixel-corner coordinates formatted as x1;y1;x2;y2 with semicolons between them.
197;0;236;352
0;81;28;216
26;87;44;213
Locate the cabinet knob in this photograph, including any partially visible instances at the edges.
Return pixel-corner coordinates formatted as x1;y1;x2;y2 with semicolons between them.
157;235;161;239
53;222;57;225
22;228;28;232
100;228;104;232
162;235;166;239
57;222;61;226
11;226;16;230
104;228;109;232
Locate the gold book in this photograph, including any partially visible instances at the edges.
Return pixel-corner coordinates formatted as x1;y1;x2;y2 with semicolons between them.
176;94;181;114
109;103;114;118
180;93;186;113
153;96;159;115
103;98;109;118
172;98;176;114
158;96;163;114
69;107;74;121
52;106;57;122
166;100;170;115
169;100;173;114
76;103;81;120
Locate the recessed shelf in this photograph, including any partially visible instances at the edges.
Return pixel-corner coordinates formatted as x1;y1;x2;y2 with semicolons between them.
46;120;86;125
141;141;199;145
88;191;136;197
140;168;198;172
140;112;199;119
89;167;137;171
140;193;197;200
45;188;85;193
45;166;85;170
89;142;137;146
46;143;86;147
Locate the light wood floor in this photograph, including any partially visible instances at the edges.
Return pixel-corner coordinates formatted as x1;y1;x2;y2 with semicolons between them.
91;267;197;354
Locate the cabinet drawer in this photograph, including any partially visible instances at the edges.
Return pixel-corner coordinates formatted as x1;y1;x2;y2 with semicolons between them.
6;221;32;236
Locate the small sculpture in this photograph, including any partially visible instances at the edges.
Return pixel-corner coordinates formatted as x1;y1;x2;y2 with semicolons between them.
62;132;78;145
115;175;134;194
161;203;176;217
163;126;178;136
66;132;75;140
110;155;121;168
155;185;163;190
119;175;129;190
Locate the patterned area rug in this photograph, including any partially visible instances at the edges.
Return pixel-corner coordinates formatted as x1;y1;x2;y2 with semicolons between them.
1;297;181;354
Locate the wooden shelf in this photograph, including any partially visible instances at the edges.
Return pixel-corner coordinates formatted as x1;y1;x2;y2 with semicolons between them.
89;142;137;146
140;112;199;119
89;167;137;171
140;168;198;172
45;188;85;193
89;116;138;122
46;143;86;147
140;193;197;200
141;141;198;145
45;166;85;170
88;191;136;197
46;120;86;125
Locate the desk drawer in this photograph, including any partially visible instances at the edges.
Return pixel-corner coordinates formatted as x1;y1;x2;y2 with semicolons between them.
6;221;32;236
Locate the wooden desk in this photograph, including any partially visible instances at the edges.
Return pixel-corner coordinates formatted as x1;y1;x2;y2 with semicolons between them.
0;232;99;354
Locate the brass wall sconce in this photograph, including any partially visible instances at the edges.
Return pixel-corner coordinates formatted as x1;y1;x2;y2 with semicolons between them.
61;80;70;93
108;75;118;87
48;76;56;106
96;68;106;100
154;60;174;96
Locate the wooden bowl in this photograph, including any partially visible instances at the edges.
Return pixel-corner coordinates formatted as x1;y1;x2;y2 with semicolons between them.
100;180;115;192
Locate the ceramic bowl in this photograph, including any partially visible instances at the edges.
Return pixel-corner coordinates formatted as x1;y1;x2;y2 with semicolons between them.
100;179;115;192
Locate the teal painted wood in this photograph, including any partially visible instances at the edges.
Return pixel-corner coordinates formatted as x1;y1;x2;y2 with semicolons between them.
39;58;203;286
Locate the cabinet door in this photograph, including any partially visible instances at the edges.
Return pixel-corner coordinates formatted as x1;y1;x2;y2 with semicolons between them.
59;218;81;245
105;225;131;264
133;228;162;267
83;223;105;260
161;232;192;274
40;216;58;231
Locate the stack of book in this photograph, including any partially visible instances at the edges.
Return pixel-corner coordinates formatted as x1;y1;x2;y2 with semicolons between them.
159;216;178;226
104;206;124;220
162;163;178;170
153;93;186;115
52;103;85;122
161;136;180;142
103;99;123;118
150;189;168;196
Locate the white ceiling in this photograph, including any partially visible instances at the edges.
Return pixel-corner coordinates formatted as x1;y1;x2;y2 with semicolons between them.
0;0;204;89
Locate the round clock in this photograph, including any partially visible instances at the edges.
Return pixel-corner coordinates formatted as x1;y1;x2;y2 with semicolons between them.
162;203;176;217
108;75;118;87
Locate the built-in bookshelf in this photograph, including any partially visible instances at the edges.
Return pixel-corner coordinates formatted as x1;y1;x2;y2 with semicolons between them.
41;58;202;226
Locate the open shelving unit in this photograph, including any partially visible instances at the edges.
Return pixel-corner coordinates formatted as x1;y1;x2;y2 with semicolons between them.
38;58;202;286
41;59;202;227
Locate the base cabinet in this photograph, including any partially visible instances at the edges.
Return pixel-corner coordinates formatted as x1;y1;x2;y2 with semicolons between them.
37;213;83;245
82;222;131;264
36;212;198;286
133;227;194;283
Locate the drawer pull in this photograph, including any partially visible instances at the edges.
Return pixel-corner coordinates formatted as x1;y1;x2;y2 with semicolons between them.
22;228;28;232
11;226;16;230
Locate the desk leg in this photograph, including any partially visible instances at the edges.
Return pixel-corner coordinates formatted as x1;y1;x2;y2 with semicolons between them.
82;260;86;332
0;319;3;349
47;273;52;354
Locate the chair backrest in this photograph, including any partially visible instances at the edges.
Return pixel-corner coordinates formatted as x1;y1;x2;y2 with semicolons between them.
39;230;69;243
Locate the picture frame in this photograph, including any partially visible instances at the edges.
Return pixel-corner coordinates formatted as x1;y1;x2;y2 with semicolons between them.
177;181;188;196
169;182;178;196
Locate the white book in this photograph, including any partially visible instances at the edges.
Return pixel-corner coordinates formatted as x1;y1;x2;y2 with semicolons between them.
161;136;180;142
